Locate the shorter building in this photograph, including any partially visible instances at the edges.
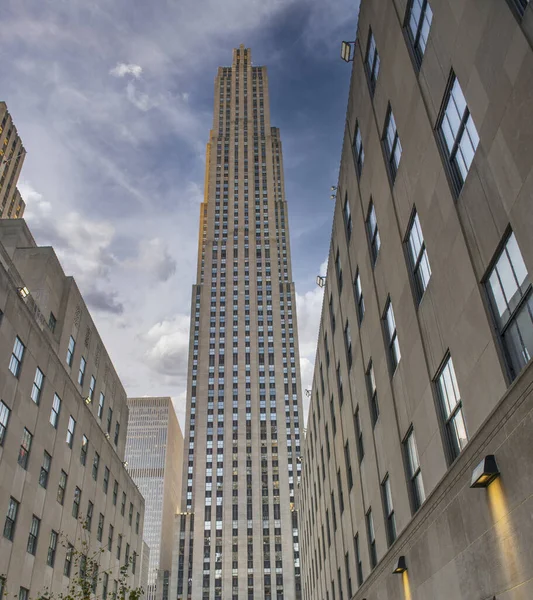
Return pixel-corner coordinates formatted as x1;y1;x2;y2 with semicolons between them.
0;219;145;597
126;397;183;600
0;103;26;219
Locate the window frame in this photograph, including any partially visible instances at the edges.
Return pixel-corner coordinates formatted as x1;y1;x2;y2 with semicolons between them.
354;269;365;324
404;0;433;68
31;367;45;404
18;427;33;470
39;451;52;488
9;336;25;377
27;515;40;555
66;416;76;448
352;120;364;177
4;497;19;541
383;105;402;183
404;428;426;513
366;199;381;267
364;28;380;95
354;407;364;464
50;394;61;428
366;509;377;569
47;530;58;567
0;401;10;445
381;475;396;546
66;335;76;367
406;208;432;302
384;299;401;374
366;360;379;426
343;193;352;241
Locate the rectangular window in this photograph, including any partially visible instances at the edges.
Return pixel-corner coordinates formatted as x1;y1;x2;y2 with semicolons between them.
383;106;402;181
18;427;32;469
107;407;113;434
0;401;10;445
354;270;365;324
366;361;379;426
329;294;336;333
78;356;86;386
86;501;94;531
47;530;58;567
343;322;352;370
98;392;105;419
366;201;381;266
48;312;57;332
113;481;118;505
364;29;380;94
129;502;133;525
384;300;401;372
117;534;122;559
366;509;377;568
31;368;44;404
407;210;432;300
89;375;96;401
64;544;74;577
136;512;140;534
102;573;109;600
382;475;396;546
93;452;100;480
57;470;68;505
114;422;120;446
335;249;343;293
103;466;109;492
19;589;28;600
27;515;40;555
66;416;76;448
9;336;24;377
337;470;344;513
405;428;426;512
344;441;353;490
121;492;126;516
40;451;51;488
4;497;19;541
97;514;104;542
352;120;364;176
354;534;363;586
50;394;61;428
81;435;88;465
486;231;532;380
108;524;114;551
343;194;352;241
345;552;353;597
72;487;81;518
66;335;75;367
354;408;364;463
436;356;468;460
406;0;433;66
438;74;479;193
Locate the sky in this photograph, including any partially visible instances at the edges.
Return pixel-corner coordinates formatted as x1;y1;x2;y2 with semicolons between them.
2;0;359;428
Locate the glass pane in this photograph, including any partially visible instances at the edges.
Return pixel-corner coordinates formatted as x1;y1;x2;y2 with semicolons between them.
445;98;462;141
409;0;423;39
459;134;475;172
455;149;469;182
498;249;520;309
393;337;401;365
386;305;396;337
415;472;426;503
507;233;528;290
451;409;468;451
465;116;479;153
394;136;403;169
441;115;456;155
451;79;467;117
407;434;419;473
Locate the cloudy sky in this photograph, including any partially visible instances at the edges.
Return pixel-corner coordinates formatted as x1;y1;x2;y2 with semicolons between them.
3;0;359;428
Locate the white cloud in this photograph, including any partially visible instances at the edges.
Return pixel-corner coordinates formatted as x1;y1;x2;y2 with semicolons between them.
131;237;177;283
109;62;143;78
143;315;190;378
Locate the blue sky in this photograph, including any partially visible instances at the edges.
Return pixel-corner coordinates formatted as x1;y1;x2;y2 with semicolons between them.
3;0;359;426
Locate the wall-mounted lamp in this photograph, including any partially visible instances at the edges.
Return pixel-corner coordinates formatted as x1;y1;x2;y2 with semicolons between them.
84;396;92;405
18;286;30;299
470;455;500;488
123;461;128;468
331;185;338;191
316;276;326;288
305;388;312;398
105;432;110;440
340;41;356;62
393;556;407;574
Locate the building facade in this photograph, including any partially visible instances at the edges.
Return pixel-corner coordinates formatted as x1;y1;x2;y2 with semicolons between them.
0;219;145;597
170;46;303;600
125;397;183;600
0;103;25;219
298;1;533;599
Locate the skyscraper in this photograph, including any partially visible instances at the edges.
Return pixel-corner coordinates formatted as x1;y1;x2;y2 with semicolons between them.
0;102;26;219
171;45;303;600
125;397;183;600
298;1;533;599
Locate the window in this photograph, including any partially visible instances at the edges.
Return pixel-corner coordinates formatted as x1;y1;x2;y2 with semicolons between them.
344;441;353;490
364;29;380;93
50;394;61;428
0;401;10;445
335;249;343;293
78;356;86;386
366;201;381;266
366;361;379;426
352;120;364;176
354;270;365;324
97;514;104;542
102;573;109;600
436;356;468;460
4;497;19;540
31;368;44;404
405;428;425;512
86;501;94;531
66;336;75;366
383;107;402;181
382;475;396;546
329;294;336;333
366;509;377;568
107;407;113;434
114;421;120;446
57;470;68;505
337;470;344;513
121;492;126;516
336;364;344;406
19;588;28;600
407;210;431;300
93;452;100;480
40;451;52;488
486;232;532;380
384;300;401;372
108;524;114;551
354;534;363;586
113;480;118;505
438;74;479;193
66;416;76;448
81;435;88;465
136;512;140;534
47;530;58;567
64;544;74;577
18;428;32;469
354;408;364;463
343;194;352;240
103;466;110;492
89;375;96;401
9;336;24;377
344;321;352;369
117;534;122;559
98;392;105;419
406;0;433;66
72;487;81;518
27;515;40;555
129;502;133;525
48;312;57;333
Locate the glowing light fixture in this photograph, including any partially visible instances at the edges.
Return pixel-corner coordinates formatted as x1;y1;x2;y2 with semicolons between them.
18;286;29;299
85;396;92;405
340;41;355;62
316;276;326;288
470;455;499;488
393;556;407;574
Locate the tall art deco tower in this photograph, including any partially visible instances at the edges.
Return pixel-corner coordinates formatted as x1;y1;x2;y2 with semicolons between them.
171;46;303;600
